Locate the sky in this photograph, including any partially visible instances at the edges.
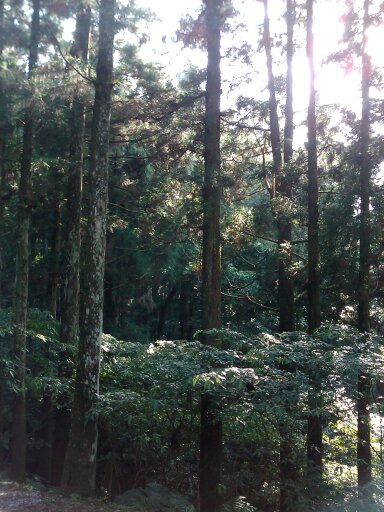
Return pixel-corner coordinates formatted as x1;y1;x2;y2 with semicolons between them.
133;0;383;115
61;0;383;140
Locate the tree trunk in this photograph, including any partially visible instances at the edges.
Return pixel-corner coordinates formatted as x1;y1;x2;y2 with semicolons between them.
10;0;40;483
262;0;280;202
262;2;298;509
179;278;191;339
33;178;62;483
47;195;62;317
35;196;61;482
35;390;54;481
262;0;296;333
157;284;178;339
280;0;295;334
0;0;6;450
61;0;115;496
280;1;299;509
306;0;323;478
357;0;371;488
0;0;6;299
51;1;91;486
199;1;222;511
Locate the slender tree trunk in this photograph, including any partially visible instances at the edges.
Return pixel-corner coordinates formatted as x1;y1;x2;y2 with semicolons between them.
0;0;4;140
0;0;6;448
35;391;54;481
280;2;299;509
61;0;115;496
51;2;91;486
0;0;6;236
280;0;295;334
357;0;371;488
157;284;178;339
262;0;280;200
262;2;298;509
47;195;62;317
179;277;191;339
0;0;6;225
262;0;295;332
10;0;40;483
306;0;323;477
199;1;222;511
35;182;62;482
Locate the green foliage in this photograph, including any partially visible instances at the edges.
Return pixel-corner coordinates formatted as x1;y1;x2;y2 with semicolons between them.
93;326;384;508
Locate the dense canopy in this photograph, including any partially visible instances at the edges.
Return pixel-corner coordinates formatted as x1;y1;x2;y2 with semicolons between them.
0;1;383;511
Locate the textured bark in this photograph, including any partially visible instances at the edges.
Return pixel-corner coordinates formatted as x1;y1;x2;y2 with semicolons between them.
262;2;298;509
0;0;5;446
10;0;40;483
0;0;5;207
280;0;295;335
357;0;371;488
52;2;91;486
59;1;90;370
199;1;222;511
0;0;6;235
262;0;280;201
306;0;323;477
280;2;299;508
262;0;296;334
61;0;115;496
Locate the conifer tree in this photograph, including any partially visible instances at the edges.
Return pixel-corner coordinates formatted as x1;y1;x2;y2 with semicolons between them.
199;0;223;510
11;0;40;482
61;0;116;495
357;0;372;488
52;0;91;485
306;0;323;478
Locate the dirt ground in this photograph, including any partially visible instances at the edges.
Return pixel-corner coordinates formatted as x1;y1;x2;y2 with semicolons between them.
0;481;133;512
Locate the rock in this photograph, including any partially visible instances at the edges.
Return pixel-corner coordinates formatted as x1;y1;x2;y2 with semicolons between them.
115;482;195;512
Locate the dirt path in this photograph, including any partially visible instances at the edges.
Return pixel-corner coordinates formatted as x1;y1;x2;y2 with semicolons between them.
0;482;132;512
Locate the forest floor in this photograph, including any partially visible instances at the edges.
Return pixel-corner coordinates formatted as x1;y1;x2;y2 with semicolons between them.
0;480;137;512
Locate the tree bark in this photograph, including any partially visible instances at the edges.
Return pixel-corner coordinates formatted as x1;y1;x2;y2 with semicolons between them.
280;2;299;508
0;0;6;236
262;0;296;334
35;197;61;482
51;1;91;486
357;0;371;488
61;0;115;496
262;2;298;509
0;0;6;450
47;195;62;318
199;1;222;511
10;0;40;483
306;0;323;477
280;0;295;334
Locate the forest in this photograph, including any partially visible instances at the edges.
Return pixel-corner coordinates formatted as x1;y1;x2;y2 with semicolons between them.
0;0;384;510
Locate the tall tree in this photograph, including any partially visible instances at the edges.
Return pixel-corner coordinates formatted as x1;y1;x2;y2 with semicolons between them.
199;0;222;510
357;0;371;488
306;0;323;476
61;0;115;496
280;0;295;334
0;0;5;224
261;1;297;509
52;1;91;486
11;0;40;483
